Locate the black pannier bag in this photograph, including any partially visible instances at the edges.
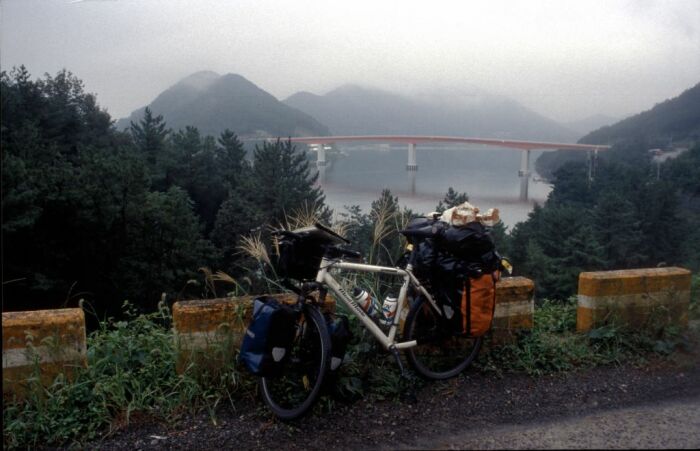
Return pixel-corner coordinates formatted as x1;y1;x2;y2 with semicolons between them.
438;221;499;271
273;224;347;281
239;296;299;377
402;217;445;285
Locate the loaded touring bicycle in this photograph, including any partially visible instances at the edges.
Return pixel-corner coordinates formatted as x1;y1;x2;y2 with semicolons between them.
239;218;510;420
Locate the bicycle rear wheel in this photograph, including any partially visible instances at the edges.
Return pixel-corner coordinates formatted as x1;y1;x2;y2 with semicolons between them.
404;297;482;380
259;305;330;420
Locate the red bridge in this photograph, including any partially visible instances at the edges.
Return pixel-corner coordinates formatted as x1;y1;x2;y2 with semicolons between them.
278;135;610;201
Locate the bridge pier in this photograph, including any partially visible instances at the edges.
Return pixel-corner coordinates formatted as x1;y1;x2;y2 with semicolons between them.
313;144;327;184
587;149;599;183
518;149;531;202
407;142;417;195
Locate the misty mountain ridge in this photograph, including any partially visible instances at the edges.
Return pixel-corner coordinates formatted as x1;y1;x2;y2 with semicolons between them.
536;82;700;178
564;114;618;137
116;71;329;138
284;84;579;142
117;71;589;147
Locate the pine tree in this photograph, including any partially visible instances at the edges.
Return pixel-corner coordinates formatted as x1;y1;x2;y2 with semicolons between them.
593;190;646;269
250;139;325;225
217;129;248;189
435;187;469;213
129;107;169;187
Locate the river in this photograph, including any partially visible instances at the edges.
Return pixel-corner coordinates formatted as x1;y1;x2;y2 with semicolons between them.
318;145;552;229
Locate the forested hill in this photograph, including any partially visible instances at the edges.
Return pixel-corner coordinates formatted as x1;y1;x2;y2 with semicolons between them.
511;82;700;300
116;71;329;138
581;83;700;146
284;84;578;141
537;83;700;178
2;67;327;316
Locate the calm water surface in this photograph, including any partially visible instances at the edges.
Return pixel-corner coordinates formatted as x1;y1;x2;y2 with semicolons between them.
318;146;552;228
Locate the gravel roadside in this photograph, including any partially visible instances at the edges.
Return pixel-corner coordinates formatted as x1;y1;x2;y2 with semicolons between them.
92;346;700;450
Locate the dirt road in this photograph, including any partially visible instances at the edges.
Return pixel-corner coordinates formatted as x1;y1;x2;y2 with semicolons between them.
95;349;700;450
416;396;700;449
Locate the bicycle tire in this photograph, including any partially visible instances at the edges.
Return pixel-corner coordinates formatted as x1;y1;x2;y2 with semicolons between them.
404;296;483;380
259;305;330;420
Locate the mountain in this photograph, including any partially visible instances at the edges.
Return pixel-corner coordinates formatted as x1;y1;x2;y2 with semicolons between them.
563;114;618;138
536;83;700;178
116;71;329;138
284;84;578;142
580;83;700;146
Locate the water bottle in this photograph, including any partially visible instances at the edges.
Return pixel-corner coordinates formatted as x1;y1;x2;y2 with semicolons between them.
379;296;398;327
352;287;380;318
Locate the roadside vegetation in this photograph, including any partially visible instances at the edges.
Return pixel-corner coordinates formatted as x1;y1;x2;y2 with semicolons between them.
5;193;696;448
4;293;691;449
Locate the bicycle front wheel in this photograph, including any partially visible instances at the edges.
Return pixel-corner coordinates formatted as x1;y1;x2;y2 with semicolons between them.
404;297;482;380
259;305;330;420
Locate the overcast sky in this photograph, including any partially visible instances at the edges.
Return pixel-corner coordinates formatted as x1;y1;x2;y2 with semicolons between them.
2;0;699;123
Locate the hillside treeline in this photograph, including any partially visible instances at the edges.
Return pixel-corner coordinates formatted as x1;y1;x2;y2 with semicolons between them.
2;67;698;312
509;140;700;299
1;67;326;314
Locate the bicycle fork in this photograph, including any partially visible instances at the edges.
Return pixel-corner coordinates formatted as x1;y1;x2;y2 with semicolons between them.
389;345;418;403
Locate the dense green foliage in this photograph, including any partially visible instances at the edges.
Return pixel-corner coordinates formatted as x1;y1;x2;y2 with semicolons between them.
1;67;325;314
509;143;700;299
537;82;700;178
511;80;700;299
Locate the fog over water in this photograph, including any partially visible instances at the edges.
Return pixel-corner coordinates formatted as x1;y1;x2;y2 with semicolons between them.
318;146;552;227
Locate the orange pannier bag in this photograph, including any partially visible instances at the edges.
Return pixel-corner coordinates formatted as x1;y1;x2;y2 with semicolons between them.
459;271;499;336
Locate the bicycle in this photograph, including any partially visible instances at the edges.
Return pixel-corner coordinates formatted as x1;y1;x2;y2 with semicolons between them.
259;222;495;420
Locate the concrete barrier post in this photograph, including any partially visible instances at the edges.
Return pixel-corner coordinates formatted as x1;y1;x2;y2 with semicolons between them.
577;267;691;332
492;276;535;344
2;308;87;398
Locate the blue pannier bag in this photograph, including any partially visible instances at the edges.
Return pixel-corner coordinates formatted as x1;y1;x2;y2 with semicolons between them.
239;296;299;377
326;314;352;371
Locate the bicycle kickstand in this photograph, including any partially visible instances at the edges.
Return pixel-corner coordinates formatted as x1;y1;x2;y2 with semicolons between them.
389;346;417;404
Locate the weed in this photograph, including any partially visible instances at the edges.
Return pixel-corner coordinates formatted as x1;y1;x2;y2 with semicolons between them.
479;297;687;376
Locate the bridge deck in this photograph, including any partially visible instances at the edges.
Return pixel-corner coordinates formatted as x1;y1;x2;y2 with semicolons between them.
281;135;610;151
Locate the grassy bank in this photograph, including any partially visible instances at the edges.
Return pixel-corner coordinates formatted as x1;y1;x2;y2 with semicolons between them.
3;297;692;449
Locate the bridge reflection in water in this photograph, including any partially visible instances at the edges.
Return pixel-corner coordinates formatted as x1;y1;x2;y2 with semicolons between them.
282;135;609;201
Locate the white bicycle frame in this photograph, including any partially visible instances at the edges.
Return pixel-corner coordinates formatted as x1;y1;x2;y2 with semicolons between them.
315;257;443;351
